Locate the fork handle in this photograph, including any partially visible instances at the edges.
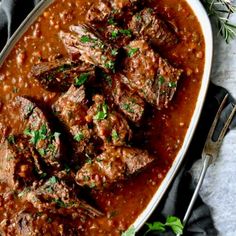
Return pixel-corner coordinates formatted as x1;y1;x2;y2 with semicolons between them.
176;154;211;236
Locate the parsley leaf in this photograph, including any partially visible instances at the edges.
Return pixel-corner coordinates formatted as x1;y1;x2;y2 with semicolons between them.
168;81;177;88
105;60;115;71
24;124;47;145
93;103;108;120
119;29;132;37
122;226;135;236
74;132;84;142
112;130;119;141
74;73;89;86
127;47;139;57
48;176;58;185
166;216;184;234
111;30;119;39
111;49;118;56
159;75;165;84
80;35;92;43
145;216;183;235
7;135;15;144
108;18;117;25
122;103;134;113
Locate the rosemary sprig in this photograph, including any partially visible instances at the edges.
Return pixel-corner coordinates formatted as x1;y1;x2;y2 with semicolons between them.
201;0;236;43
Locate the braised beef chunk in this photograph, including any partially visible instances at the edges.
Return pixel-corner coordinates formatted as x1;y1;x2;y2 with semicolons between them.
31;58;95;92
0;137;44;191
86;1;112;23
128;8;178;49
109;74;145;123
76;146;153;189
86;0;139;23
59;24;117;72
53;85;94;159
101;25;132;48
11;97;63;169
25;178;102;217
111;0;139;12
86;94;132;146
122;40;182;109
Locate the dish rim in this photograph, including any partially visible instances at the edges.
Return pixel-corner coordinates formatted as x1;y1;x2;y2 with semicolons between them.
133;0;213;232
0;0;213;233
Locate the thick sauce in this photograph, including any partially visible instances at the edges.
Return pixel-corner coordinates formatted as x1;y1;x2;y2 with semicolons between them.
0;0;205;235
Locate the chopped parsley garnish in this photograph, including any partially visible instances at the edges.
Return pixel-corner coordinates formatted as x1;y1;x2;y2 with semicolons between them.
94;103;108;120
112;130;119;141
18;187;31;198
7;135;15;144
24;124;47;145
111;29;132;39
108;18;117;25
74;132;84;142
74;73;90;86
52;198;69;208
159;75;165;84
136;13;142;20
111;30;119;39
119;29;132;37
80;35;92;43
48;176;58;185
127;47;139;57
57;64;71;72
168;81;177;88
111;49;118;56
105;60;115;71
85;154;93;164
122;103;134;113
145;216;184;235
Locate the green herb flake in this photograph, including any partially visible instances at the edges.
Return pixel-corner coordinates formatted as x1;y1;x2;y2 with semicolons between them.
93;102;109;120
38;148;46;156
168;81;177;88
145;215;183;235
119;29;132;37
74;73;89;86
108;18;117;25
159;75;165;84
165;216;184;234
80;35;92;43
111;30;119;39
105;60;115;71
74;132;84;142
7;135;15;144
127;47;139;57
48;176;58;185
24;124;47;145
122;226;135;236
136;13;142;20
111;49;118;56
122;103;134;113
112;130;119;141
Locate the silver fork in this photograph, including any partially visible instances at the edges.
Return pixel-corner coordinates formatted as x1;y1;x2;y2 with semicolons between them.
177;94;236;236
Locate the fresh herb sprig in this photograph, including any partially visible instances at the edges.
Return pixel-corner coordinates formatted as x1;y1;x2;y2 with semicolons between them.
121;216;183;236
201;0;236;43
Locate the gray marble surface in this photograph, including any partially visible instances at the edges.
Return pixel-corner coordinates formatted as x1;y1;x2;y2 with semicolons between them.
190;8;236;236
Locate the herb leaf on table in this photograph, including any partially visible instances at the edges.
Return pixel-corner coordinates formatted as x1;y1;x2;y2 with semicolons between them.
201;0;236;43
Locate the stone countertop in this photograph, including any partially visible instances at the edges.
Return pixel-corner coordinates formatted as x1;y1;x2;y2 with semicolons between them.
190;7;236;236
